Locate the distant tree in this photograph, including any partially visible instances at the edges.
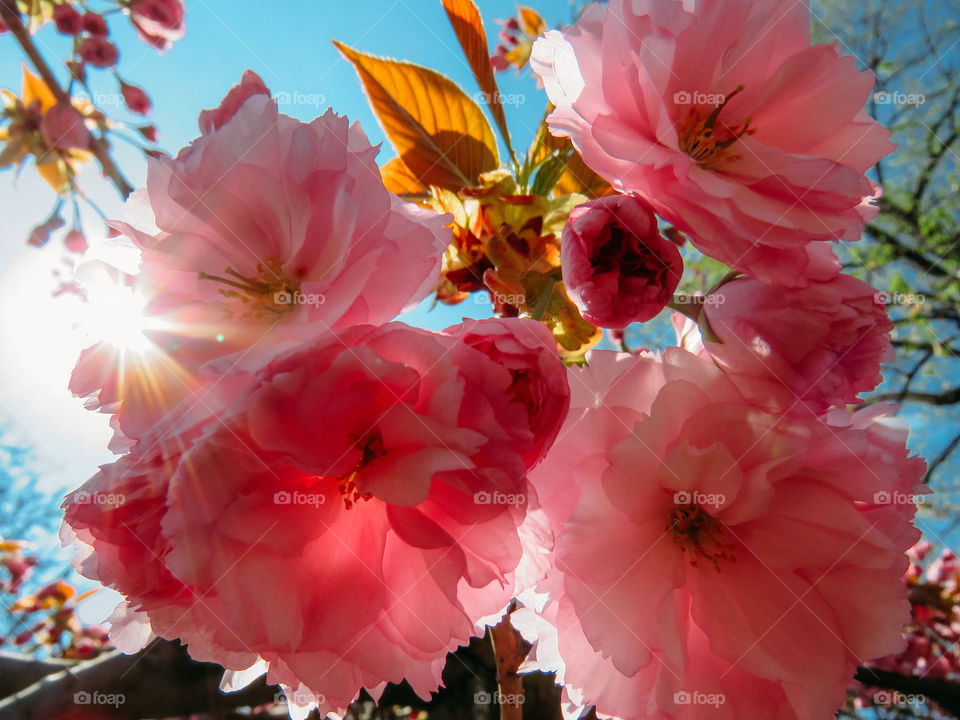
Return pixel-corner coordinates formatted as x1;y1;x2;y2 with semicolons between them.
806;0;960;520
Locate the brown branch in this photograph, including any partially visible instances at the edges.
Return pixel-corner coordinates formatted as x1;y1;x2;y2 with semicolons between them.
0;640;276;720
895;346;934;402
913;89;960;210
0;0;134;199
923;429;960;485
855;666;960;717
892;340;953;353
489;607;531;720
0;652;72;698
870;386;960;406
866;220;951;279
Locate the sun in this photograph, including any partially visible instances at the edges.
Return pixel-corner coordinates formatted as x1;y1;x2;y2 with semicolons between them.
77;260;165;355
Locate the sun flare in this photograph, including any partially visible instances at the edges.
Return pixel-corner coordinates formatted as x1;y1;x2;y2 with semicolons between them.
78;263;165;356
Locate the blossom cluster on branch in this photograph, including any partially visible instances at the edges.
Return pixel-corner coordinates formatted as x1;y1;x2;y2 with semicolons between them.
0;0;184;252
45;0;934;719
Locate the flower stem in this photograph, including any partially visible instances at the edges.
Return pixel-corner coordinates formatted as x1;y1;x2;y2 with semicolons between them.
489;606;530;720
0;0;135;199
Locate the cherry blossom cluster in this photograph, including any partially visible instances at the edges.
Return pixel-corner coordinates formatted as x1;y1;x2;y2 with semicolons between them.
0;0;185;251
58;0;929;718
62;72;570;717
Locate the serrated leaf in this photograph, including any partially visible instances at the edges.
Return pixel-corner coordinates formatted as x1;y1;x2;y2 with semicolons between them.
0;141;26;169
536;130;613;199
530;153;567;197
334;41;499;190
440;0;513;157
380;157;428;196
518;6;545;36
36;158;68;192
20;64;56;113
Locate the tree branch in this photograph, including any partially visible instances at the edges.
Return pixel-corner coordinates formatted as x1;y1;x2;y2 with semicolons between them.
866;220;951;279
923;429;960;485
0;652;72;698
0;640;276;720
0;0;135;199
912;89;960;211
870;386;960;405
895;346;934;402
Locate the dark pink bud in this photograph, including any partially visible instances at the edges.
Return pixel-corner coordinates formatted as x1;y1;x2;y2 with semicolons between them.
53;4;84;34
78;36;119;67
120;81;151;115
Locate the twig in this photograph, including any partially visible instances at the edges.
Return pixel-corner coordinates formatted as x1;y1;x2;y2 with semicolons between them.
0;640;276;720
0;0;135;199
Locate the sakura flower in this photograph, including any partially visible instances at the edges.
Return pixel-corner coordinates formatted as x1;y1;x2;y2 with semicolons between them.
699;273;893;413
531;0;895;286
524;349;925;720
62;318;569;717
128;0;185;51
70;72;449;446
562;194;682;328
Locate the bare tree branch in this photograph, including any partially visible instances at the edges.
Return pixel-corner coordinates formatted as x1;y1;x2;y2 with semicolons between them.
870;386;960;405
0;640;276;720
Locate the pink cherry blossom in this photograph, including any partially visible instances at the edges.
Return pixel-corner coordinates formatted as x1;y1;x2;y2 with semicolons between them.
562;194;683;328
70;72;449;446
197;69;269;133
531;0;894;286
62;319;569;717
699;273;894;413
524;348;925;720
128;0;185;51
